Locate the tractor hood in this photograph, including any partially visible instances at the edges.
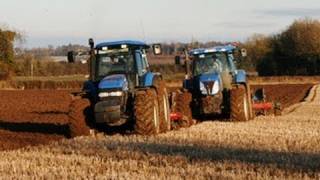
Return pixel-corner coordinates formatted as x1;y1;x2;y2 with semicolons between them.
199;73;220;83
98;74;128;91
197;73;221;95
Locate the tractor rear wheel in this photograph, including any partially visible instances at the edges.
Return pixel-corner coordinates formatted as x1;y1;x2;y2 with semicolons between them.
134;89;160;135
230;85;250;121
68;98;91;137
171;91;194;129
154;80;171;133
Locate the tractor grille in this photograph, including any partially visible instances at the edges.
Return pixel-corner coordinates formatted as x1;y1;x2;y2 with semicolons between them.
203;81;215;95
100;96;122;106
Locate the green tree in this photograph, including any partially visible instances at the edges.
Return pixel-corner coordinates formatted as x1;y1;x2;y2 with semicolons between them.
0;28;22;79
0;29;17;64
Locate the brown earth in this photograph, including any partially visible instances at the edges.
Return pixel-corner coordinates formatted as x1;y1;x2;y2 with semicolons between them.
251;84;313;109
0;84;313;151
0;90;74;150
0;90;72;124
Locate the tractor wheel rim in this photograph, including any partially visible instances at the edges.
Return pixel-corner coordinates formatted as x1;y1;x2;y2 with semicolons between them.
153;101;158;128
163;94;169;123
243;95;249;120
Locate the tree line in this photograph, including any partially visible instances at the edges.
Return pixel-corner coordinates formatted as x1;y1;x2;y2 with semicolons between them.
242;18;320;76
2;18;320;78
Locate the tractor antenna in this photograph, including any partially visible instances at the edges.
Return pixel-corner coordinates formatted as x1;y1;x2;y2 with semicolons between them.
140;19;147;43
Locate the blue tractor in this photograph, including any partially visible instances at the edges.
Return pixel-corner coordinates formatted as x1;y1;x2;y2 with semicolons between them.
69;39;171;136
177;45;254;121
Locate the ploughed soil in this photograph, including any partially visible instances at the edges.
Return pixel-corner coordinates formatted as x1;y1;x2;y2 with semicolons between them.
0;90;73;151
251;84;313;109
0;84;314;151
0;90;72;124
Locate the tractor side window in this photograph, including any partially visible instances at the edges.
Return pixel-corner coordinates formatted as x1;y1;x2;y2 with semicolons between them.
227;53;236;72
141;50;149;69
135;50;148;76
214;53;228;72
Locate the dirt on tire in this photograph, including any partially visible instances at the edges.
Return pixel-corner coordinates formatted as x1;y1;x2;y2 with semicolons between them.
68;98;91;138
154;80;171;132
230;85;250;121
171;91;194;128
134;89;160;135
201;92;223;114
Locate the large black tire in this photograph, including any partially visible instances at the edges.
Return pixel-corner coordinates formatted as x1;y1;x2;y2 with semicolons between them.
154;80;171;133
68;98;91;138
230;85;250;121
134;89;160;135
171;91;194;128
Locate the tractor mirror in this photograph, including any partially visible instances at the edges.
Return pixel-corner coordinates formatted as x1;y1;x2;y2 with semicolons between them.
152;44;162;55
89;38;95;49
67;51;75;63
175;55;181;65
241;48;247;57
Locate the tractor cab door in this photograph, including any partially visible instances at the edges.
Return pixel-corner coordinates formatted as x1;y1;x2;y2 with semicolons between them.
134;50;149;87
227;53;237;74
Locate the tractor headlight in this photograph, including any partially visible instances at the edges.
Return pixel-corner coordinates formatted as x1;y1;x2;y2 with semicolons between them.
212;81;219;95
200;82;207;95
99;91;123;98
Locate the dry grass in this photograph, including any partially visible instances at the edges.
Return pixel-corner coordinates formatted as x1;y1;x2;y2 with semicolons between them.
0;86;319;179
0;81;13;89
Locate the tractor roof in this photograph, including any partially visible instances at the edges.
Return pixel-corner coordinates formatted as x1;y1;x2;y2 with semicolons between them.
96;40;149;50
190;45;236;55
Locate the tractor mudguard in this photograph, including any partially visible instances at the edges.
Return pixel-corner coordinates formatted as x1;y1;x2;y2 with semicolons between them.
142;72;155;87
235;70;247;84
83;80;98;101
143;72;162;87
183;79;192;90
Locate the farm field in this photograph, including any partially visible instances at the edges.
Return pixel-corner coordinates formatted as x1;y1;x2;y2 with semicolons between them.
0;81;317;178
2;0;320;178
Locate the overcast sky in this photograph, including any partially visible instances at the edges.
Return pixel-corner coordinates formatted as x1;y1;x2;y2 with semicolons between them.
1;0;320;48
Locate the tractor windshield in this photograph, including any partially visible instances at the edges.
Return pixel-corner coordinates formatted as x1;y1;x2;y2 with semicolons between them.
193;52;229;76
96;52;134;79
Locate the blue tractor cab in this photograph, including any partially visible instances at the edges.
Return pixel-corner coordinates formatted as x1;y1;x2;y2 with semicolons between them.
80;39;171;135
181;45;253;120
184;45;246;91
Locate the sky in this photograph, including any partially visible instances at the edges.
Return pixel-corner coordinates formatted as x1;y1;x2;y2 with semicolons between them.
0;0;320;48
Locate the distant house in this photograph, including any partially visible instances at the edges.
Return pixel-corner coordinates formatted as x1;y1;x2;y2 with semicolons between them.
50;56;68;63
50;54;88;64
